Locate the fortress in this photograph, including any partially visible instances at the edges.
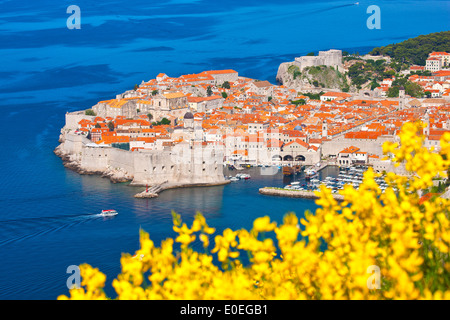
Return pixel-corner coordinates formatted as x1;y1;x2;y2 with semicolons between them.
54;113;228;188
294;49;343;72
276;49;344;87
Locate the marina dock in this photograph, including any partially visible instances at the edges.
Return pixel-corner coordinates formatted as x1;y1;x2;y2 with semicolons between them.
259;187;344;202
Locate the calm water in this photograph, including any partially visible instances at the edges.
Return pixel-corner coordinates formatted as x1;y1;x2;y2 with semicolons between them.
0;0;449;299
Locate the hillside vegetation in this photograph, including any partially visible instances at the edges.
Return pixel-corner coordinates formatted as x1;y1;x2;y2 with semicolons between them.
370;31;450;65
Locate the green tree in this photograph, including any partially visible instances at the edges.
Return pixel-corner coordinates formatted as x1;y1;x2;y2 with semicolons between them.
85;109;96;116
95;123;101;129
369;31;450;65
306;52;315;56
221;92;228;99
147;113;153;121
222;81;230;89
370;81;381;90
388;86;400;98
207;86;213;97
152;90;158;96
107;121;114;132
160;118;171;125
291;99;306;106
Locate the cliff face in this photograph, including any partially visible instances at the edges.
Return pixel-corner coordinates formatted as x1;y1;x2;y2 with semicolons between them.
54;130;227;186
276;62;299;87
276;62;349;91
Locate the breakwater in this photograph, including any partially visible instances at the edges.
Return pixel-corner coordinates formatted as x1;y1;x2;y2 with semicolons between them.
259;187;344;202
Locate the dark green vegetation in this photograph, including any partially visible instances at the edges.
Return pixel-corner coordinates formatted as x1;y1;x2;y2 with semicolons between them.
288;65;302;80
370;31;450;66
344;32;449;91
107;121;114;131
85;109;96;116
221;81;231;89
346;59;394;90
152;117;171;126
291;99;306;106
300;92;324;100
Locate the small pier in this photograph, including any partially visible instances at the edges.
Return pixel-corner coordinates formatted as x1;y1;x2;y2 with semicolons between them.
134;180;231;198
134;181;169;198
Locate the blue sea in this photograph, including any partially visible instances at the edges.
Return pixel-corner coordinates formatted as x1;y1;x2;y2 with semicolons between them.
0;0;448;299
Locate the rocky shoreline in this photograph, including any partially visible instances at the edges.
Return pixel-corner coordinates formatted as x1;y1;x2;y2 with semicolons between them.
54;144;133;184
54;139;231;188
259;187;345;202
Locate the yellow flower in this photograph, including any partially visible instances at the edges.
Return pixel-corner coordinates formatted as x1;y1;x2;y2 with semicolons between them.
253;216;276;233
58;122;450;300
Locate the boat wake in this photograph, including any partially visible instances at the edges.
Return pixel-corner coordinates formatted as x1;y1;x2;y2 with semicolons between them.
0;213;106;247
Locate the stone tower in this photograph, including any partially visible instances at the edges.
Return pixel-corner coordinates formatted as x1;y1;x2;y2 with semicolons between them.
424;112;430;137
322;119;328;139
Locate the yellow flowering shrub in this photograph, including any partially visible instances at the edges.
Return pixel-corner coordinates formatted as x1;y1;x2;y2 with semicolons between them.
58;122;450;300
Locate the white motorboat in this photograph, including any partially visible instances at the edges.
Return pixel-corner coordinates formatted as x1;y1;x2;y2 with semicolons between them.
305;168;318;179
100;210;118;217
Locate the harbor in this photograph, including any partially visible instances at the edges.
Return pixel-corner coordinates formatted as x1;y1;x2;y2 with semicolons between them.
259;164;392;200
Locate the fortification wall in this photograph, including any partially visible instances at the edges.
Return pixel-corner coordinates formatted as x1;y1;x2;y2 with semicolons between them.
65;112;94;130
108;148;136;175
57;129;225;186
322;136;394;157
62;132;91;154
80;147;110;172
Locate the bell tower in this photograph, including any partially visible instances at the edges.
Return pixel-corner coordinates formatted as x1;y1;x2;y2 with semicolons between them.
423;112;430;137
322;119;328;139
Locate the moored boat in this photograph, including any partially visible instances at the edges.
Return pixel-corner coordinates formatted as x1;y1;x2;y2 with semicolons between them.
305;168;318;179
283;166;294;176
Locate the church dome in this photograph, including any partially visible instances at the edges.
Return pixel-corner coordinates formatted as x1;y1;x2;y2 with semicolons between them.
294;125;302;131
184;112;194;120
